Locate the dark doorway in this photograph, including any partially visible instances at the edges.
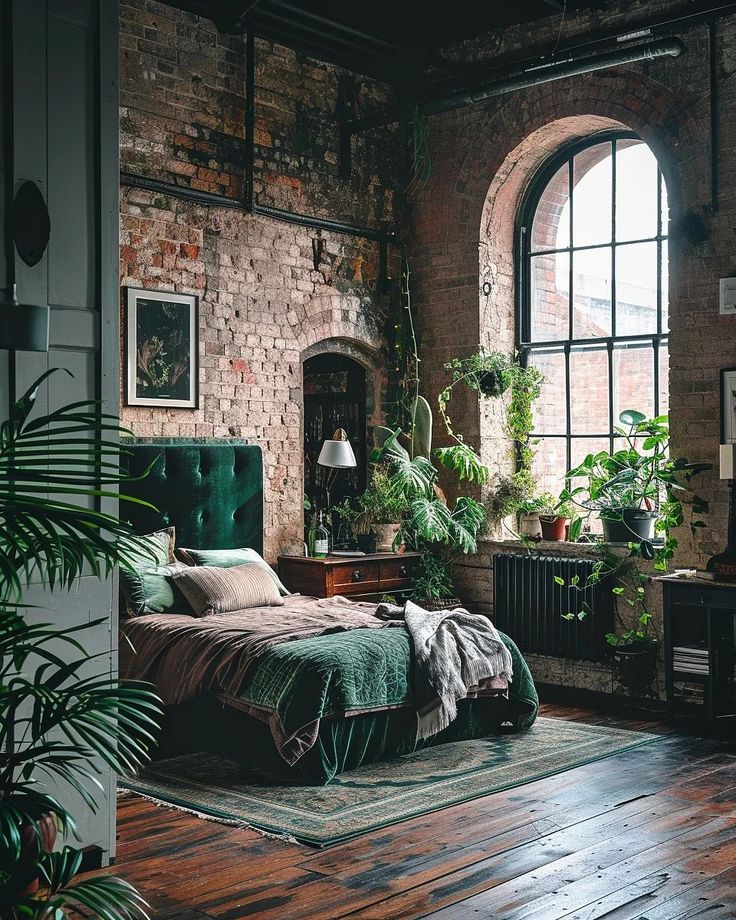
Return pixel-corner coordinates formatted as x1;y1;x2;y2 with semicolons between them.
303;353;367;518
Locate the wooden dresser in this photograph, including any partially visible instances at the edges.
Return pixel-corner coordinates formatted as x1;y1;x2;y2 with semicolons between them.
277;552;420;603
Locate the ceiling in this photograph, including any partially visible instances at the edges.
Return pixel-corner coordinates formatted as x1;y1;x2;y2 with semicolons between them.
163;0;612;84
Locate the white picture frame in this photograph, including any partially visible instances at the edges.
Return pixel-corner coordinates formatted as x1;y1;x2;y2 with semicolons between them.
125;287;198;409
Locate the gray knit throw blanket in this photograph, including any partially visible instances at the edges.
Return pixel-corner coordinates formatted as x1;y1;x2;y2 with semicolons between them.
375;599;514;741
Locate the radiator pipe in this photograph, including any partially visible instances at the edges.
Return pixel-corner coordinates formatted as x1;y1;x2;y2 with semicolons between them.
345;37;684;133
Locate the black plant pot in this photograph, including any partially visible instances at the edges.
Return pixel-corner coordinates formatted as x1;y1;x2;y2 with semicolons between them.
611;645;658;693
356;533;378;554
601;509;656;543
478;369;510;398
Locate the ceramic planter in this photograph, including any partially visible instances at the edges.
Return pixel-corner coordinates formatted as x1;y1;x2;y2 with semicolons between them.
540;515;568;541
601;509;657;543
611;644;658;693
519;512;542;539
373;522;401;553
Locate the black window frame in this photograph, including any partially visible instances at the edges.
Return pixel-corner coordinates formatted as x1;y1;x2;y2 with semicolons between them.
516;130;669;482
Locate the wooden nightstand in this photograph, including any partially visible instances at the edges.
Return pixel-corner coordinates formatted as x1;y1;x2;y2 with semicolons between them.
278;552;420;602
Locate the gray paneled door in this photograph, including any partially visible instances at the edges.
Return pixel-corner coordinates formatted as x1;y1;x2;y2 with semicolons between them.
1;0;120;860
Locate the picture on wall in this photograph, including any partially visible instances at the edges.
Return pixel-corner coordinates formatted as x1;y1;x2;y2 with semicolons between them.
125;287;198;408
721;367;736;443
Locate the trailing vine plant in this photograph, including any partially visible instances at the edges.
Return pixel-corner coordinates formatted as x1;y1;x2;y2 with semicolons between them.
407;106;431;196
438;350;543;504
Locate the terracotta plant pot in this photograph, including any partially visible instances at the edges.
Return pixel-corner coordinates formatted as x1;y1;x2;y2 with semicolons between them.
540;515;568;541
373;522;401;553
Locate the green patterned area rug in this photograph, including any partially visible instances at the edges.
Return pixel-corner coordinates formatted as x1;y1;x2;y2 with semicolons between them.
121;717;660;847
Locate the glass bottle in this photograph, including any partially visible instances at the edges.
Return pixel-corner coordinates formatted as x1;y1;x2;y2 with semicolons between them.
306;513;317;557
314;512;330;558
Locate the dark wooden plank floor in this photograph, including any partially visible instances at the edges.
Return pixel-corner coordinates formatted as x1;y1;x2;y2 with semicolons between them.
107;704;736;919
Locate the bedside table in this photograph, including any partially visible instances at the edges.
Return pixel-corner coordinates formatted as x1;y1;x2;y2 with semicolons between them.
278;552;420;602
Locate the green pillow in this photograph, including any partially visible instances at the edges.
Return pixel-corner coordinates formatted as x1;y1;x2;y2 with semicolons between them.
125;527;176;568
179;547;290;595
120;562;193;616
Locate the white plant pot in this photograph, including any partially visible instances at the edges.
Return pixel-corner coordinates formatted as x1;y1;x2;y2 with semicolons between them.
519;512;542;539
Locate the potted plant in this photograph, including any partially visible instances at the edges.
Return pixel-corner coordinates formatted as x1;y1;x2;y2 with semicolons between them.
565;411;708;544
373;395;487;608
0;371;162;919
537;493;574;542
412;553;463;611
561;547;660;693
443;350;515;398
559;415;709;694
335;465;409;553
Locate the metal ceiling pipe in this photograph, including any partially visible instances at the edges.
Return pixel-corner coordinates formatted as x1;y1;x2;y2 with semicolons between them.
345;37;684;133
424;37;684;114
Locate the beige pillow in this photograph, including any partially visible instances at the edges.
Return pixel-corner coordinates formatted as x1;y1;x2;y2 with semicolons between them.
172;562;284;616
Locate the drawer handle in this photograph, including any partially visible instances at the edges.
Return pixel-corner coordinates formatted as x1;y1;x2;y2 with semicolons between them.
399;565;408;576
352;570;362;582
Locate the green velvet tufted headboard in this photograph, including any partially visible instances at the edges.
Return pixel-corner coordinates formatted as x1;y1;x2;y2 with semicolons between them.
121;440;264;554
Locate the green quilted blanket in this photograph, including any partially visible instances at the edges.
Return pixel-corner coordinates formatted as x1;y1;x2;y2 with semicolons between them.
219;626;538;765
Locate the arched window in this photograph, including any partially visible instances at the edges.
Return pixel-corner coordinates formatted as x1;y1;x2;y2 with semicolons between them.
519;132;669;498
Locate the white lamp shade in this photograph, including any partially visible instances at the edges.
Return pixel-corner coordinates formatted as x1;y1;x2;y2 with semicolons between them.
317;438;357;469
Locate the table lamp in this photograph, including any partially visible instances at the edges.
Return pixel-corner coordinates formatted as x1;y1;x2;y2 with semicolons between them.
317;428;357;515
706;443;736;579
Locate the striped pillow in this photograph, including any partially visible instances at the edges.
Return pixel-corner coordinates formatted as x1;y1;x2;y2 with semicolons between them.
172;562;284;616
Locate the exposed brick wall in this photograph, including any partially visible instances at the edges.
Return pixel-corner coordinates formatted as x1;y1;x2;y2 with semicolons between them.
410;5;734;569
119;0;403;560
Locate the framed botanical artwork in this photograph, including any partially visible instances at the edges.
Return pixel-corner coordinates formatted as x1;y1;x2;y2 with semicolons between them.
720;367;736;442
125;287;198;409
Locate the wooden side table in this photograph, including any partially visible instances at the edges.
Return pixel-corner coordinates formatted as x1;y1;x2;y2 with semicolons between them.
662;577;736;727
278;552;420;603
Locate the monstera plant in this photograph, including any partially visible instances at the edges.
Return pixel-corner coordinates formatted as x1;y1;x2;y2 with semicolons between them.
372;395;487;605
0;370;162;920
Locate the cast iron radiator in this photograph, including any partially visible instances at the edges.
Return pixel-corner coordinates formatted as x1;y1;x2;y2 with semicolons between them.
493;553;614;662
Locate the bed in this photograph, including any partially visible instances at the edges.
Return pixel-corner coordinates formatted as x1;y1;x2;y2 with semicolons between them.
120;440;538;785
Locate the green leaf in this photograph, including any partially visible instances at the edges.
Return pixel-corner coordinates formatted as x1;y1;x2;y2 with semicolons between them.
553;576;565;586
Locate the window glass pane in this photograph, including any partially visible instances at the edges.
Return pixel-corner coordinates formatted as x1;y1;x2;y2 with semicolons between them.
660;171;669;236
661;239;669;333
613;342;654;424
532;161;570;252
532;437;567;498
616;140;658;242
658;342;669;417
531;348;566;434
573;143;612;247
573;247;611;338
616;242;658;335
570;346;609;434
530;251;569;342
570;437;610;534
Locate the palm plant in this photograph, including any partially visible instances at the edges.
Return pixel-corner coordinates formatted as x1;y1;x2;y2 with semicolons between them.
0;370;163;920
